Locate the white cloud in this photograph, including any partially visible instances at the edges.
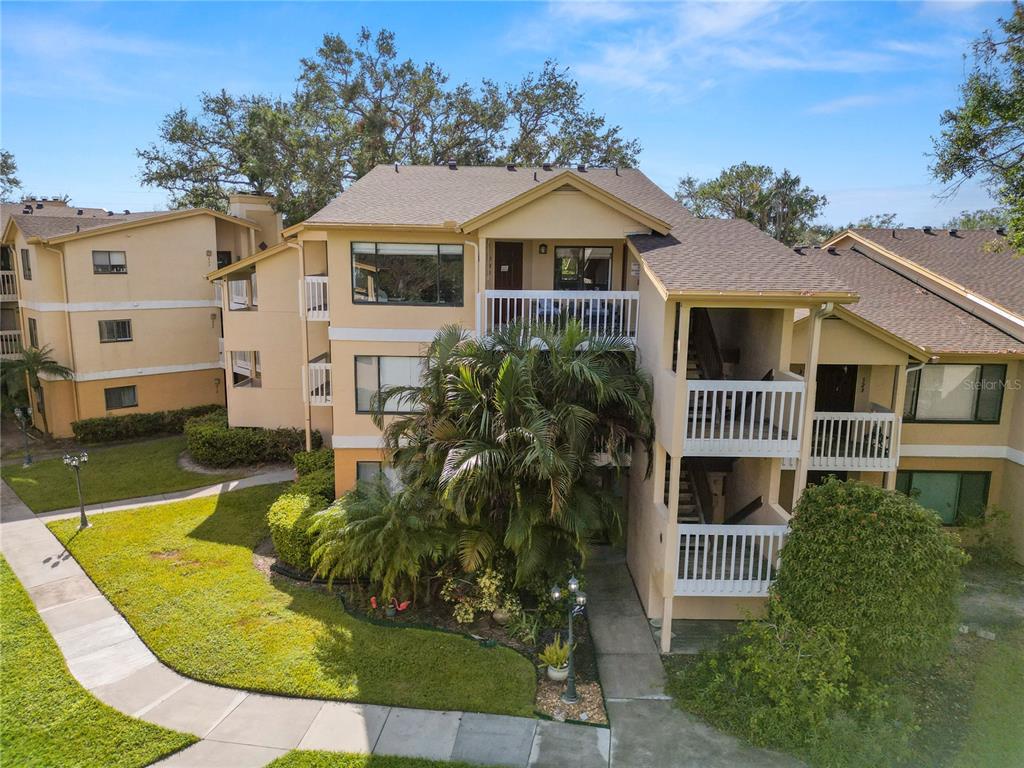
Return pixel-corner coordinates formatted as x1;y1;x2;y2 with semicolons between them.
805;93;884;115
549;1;639;23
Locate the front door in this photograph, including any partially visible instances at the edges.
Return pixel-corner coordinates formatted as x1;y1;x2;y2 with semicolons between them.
815;364;858;411
494;242;523;290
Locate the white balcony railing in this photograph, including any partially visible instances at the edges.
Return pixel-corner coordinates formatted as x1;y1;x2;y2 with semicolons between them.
305;276;329;321
676;523;789;597
308;362;332;405
808;409;899;471
0;330;23;359
0;270;16;300
684;379;804;458
480;290;640;339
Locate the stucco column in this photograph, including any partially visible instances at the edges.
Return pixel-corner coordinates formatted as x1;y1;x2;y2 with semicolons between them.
299;241;312;452
793;303;828;503
885;362;908;490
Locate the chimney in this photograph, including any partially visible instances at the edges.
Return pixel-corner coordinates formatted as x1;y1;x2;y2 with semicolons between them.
228;193;282;247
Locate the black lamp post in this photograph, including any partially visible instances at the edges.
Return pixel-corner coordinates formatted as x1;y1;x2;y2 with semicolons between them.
63;452;90;530
13;406;32;467
550;575;588;705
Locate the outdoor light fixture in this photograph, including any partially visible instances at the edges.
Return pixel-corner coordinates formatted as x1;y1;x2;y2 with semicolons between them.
63;452;90;530
539;243;548;254
13;406;33;467
550;575;588;704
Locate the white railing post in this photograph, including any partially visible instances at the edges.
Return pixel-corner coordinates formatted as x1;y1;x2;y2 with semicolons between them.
308;362;332;405
0;270;16;299
684;380;805;458
806;410;898;471
481;290;640;339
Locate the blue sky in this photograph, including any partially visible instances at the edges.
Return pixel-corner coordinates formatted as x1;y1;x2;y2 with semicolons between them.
0;1;1012;225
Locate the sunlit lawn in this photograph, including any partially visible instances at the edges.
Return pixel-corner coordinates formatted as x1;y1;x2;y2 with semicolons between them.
0;556;194;766
48;483;537;716
2;436;239;512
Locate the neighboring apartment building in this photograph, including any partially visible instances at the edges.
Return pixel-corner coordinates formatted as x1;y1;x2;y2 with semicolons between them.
1;195;281;437
208;164;1023;652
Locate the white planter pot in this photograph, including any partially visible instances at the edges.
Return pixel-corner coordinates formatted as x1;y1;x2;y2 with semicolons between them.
546;664;569;682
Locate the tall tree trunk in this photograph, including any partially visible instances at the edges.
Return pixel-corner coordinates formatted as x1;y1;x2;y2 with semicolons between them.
33;385;50;438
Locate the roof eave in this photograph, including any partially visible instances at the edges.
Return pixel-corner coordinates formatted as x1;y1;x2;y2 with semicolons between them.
205;240;299;281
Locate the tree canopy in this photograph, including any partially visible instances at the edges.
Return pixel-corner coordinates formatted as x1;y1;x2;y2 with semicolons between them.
138;28;640;225
944;207;1010;229
0;150;20;203
675;162;827;246
932;1;1024;252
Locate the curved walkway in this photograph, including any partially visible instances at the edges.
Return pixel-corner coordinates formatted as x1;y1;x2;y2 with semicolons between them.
1;477;797;768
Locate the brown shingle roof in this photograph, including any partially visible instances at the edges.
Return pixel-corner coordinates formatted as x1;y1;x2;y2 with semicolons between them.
631;213;854;296
2;201;113;236
799;245;1022;355
7;211;166;240
850;227;1024;317
307;164;686;228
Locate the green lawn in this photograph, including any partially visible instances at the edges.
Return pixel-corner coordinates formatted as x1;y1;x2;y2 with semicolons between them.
48;483;537;716
268;752;494;768
2;436;240;513
0;556;195;766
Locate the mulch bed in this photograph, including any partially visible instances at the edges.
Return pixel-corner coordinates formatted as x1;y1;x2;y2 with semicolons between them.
253;539;608;724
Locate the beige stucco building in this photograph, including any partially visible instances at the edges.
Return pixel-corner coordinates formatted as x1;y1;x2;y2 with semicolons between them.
209;165;1024;652
1;195;280;437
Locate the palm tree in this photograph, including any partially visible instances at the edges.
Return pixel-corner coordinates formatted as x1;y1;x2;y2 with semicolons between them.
1;344;72;437
375;320;653;583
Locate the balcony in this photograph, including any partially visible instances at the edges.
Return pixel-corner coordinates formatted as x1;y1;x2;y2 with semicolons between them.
782;407;899;472
1;330;22;359
305;276;328;321
675;523;789;597
0;271;16;301
479;290;640;339
683;375;805;458
308;361;332;405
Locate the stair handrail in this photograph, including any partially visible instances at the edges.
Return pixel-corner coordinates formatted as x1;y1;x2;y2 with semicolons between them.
688;458;714;525
690;308;725;381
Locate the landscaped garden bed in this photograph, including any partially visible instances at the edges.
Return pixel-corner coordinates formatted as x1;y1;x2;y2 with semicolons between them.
47;484;537;717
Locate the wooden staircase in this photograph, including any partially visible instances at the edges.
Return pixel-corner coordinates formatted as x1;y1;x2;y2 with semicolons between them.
664;458;709;523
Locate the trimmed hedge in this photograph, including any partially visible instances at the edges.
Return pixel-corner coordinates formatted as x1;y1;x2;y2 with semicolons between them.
184;409;322;468
294;448;333;477
71;404;222;443
267;493;326;571
291;468;336;501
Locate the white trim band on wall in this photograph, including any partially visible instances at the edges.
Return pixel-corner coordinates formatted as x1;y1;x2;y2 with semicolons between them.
39;361;223;383
900;444;1024;466
20;299;220;312
332;435;385;449
329;327;438;343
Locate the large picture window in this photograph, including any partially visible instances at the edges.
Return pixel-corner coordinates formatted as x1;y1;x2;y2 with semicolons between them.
904;364;1005;423
895;470;990;525
355;355;424;413
554;246;612;291
351;242;463;306
92;250;127;274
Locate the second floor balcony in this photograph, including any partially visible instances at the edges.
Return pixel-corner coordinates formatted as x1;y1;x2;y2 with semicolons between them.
1;270;16;302
0;329;21;360
782;406;899;472
480;289;640;339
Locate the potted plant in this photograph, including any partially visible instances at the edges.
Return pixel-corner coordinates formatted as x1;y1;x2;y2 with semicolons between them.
539;634;570;681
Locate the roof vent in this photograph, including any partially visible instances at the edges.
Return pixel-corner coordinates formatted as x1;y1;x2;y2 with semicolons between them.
506;163;516;171
614;166;620;176
923;225;933;234
123;209;130;215
76;209;83;215
258;241;268;251
394;162;399;173
542;162;552;171
827;247;838;255
75;225;80;233
949;228;959;237
107;211;115;216
35;203;43;209
577;164;587;172
22;205;31;214
447;159;457;170
996;226;1007;236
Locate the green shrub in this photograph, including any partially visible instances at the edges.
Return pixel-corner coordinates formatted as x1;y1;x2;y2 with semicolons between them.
294;448;333;476
774;478;967;677
668;607;913;767
184;409;322;468
291;468;335;501
267;493;326;571
72;404;221;443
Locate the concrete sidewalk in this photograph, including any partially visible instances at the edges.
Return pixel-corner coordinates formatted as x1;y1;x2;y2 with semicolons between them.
36;467;297;522
585;547;799;768
0;480;609;768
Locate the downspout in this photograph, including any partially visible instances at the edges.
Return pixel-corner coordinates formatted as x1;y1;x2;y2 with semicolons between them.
45;243;82;426
299;242;312;451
